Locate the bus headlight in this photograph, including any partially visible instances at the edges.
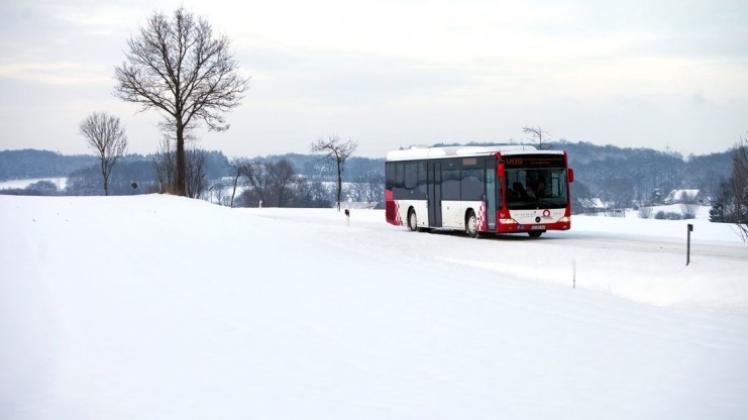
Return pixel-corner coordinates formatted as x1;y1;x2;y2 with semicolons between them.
558;216;570;223
499;218;518;224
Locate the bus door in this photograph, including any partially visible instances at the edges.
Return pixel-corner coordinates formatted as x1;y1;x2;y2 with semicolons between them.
486;159;497;230
428;160;442;227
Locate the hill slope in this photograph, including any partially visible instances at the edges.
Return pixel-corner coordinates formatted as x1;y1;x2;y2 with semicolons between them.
0;149;96;181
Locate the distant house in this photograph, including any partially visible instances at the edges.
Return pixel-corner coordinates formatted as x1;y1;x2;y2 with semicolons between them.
663;189;702;204
576;197;610;213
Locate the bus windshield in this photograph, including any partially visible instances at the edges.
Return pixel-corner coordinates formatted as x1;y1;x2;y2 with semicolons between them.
505;167;568;209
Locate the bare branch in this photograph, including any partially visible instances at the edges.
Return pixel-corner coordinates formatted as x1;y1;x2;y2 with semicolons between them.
522;125;549;149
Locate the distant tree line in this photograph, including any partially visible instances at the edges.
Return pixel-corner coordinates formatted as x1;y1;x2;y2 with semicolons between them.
0;148;382;208
557;141;730;210
0;180;63;196
1;141;736;212
0;150;96;180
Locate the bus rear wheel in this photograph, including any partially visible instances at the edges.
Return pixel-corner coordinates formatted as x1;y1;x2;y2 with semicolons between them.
465;210;479;238
407;209;418;232
528;230;544;238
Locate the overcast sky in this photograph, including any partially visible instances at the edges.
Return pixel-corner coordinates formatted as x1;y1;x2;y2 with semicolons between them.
0;0;746;158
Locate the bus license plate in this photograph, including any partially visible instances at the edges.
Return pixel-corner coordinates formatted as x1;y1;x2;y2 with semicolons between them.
531;225;545;230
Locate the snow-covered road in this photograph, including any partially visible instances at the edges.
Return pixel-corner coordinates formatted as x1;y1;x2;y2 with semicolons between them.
2;195;747;420
251;206;748;310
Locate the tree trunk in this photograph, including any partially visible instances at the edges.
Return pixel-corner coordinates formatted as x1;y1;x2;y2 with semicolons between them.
175;122;186;196
101;161;109;196
230;169;240;208
336;158;342;211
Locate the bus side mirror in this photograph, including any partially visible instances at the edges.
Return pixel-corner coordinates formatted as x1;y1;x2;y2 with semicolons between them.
498;163;505;178
568;168;575;183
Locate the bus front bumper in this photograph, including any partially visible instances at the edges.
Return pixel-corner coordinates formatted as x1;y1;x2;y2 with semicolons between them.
496;220;571;233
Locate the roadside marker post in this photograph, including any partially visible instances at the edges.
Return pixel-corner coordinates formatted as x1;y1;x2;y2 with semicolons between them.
686;223;694;266
573;259;576;289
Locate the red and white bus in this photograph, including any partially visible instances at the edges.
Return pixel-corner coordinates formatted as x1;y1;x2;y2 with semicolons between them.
384;146;575;238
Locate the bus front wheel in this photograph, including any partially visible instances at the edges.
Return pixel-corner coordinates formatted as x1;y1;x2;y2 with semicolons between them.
465;210;479;238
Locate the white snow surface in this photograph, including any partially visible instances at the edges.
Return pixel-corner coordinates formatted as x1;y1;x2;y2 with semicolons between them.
1;195;747;420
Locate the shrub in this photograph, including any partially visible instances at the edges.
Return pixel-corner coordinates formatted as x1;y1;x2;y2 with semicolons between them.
655;211;682;220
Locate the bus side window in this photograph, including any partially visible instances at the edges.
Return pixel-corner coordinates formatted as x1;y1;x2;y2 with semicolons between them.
404;162;417;191
385;162;394;190
417;161;427;198
461;167;483;200
395;162;405;196
442;159;461;200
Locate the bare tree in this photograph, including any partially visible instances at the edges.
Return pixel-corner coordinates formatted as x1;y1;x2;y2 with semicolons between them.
730;138;748;240
234;159;299;207
268;159;296;207
228;158;252;207
709;180;731;223
208;181;227;206
153;137;176;193
522;125;549;149
153;136;207;199
710;136;748;240
348;175;384;206
291;178;333;208
115;7;249;196
244;160;270;205
185;149;207;199
311;135;357;211
79;112;128;195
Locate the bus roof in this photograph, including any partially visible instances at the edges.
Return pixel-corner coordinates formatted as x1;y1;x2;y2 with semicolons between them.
385;145;564;162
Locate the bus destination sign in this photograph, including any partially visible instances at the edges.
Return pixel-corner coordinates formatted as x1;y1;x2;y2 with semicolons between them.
504;154;565;168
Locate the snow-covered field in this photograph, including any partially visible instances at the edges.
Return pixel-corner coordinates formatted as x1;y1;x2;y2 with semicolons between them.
2;195;747;420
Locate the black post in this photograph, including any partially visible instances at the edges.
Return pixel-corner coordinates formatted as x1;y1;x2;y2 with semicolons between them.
686;223;693;266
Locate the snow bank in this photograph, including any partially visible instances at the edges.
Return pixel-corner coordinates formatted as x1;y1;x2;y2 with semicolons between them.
572;211;744;243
